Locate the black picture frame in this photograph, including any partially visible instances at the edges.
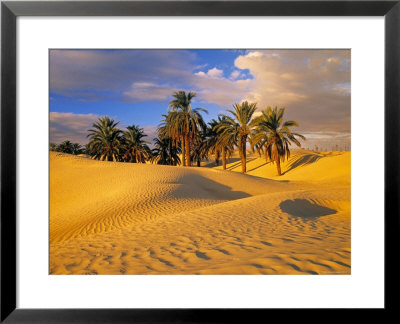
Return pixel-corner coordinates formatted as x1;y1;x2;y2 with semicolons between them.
1;1;398;322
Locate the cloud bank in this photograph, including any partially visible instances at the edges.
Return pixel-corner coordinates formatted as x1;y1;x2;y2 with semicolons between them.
235;50;350;135
50;112;100;145
50;49;350;149
50;112;158;147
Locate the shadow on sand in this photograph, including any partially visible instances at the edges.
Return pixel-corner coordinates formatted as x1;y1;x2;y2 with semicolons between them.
226;157;258;171
247;161;270;172
280;199;337;220
171;173;251;201
203;157;260;171
202;157;242;168
282;152;325;175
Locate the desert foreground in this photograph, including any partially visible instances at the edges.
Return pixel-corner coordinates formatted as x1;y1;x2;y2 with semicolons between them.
50;150;350;274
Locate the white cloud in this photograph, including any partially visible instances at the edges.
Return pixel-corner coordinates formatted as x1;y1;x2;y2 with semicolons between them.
123;82;177;102
234;50;351;137
246;51;263;58
50;49;196;100
123;67;251;107
50;49;351;149
207;67;223;78
192;77;251;107
195;67;224;79
194;71;206;77
230;70;241;80
50;112;100;145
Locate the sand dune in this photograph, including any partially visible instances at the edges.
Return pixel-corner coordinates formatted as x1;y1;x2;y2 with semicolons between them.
207;149;350;185
50;150;350;275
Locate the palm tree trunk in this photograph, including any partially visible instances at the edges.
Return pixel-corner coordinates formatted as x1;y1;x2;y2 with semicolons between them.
215;151;220;166
274;144;281;176
185;134;191;167
197;159;201;167
169;141;173;166
238;138;243;172
181;137;186;166
222;147;226;170
276;158;282;176
264;145;268;162
241;136;247;173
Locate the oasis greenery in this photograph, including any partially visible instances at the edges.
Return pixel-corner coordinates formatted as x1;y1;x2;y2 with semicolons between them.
50;91;306;176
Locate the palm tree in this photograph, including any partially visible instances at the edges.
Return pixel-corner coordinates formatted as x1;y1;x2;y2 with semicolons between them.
160;112;187;165
218;101;257;173
214;116;236;170
191;129;208;167
56;140;74;154
52;141;84;155
71;143;85;155
168;91;207;167
205;117;236;170
204;119;221;167
251;106;306;176
151;137;181;166
49;142;57;151
122;124;151;163
87;116;122;161
250;126;270;163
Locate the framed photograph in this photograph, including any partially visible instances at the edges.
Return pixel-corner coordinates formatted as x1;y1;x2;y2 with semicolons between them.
1;0;398;322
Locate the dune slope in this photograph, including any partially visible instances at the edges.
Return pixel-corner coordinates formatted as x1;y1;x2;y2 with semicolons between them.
207;149;351;185
50;151;350;275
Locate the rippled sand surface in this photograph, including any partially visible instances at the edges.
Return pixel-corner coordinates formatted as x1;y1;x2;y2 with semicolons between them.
50;150;350;275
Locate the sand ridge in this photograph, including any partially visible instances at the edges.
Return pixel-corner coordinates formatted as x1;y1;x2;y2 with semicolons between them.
50;150;351;274
206;149;350;185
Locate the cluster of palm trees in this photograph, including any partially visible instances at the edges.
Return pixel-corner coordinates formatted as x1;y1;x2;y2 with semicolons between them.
51;90;306;176
85;117;152;163
155;91;305;175
50;140;85;155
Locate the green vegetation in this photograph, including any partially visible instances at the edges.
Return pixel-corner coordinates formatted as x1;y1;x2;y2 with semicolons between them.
50;91;306;175
251;107;306;176
166;91;208;166
216;101;257;173
122;125;152;163
87;116;122;162
50;140;85;155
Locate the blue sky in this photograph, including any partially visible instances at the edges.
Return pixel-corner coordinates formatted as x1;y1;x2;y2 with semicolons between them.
50;50;252;125
50;49;351;150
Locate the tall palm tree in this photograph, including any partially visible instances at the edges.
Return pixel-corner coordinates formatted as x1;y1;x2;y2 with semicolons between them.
87;116;122;161
252;106;306;176
214;116;236;170
168;91;207;167
151;137;181;166
206;116;236;170
160;112;187;166
250;127;270;163
218;101;257;173
204;119;222;167
191;129;208;167
122;124;151;163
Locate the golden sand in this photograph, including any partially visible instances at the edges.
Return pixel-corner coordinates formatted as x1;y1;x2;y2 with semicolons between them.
50;149;350;274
